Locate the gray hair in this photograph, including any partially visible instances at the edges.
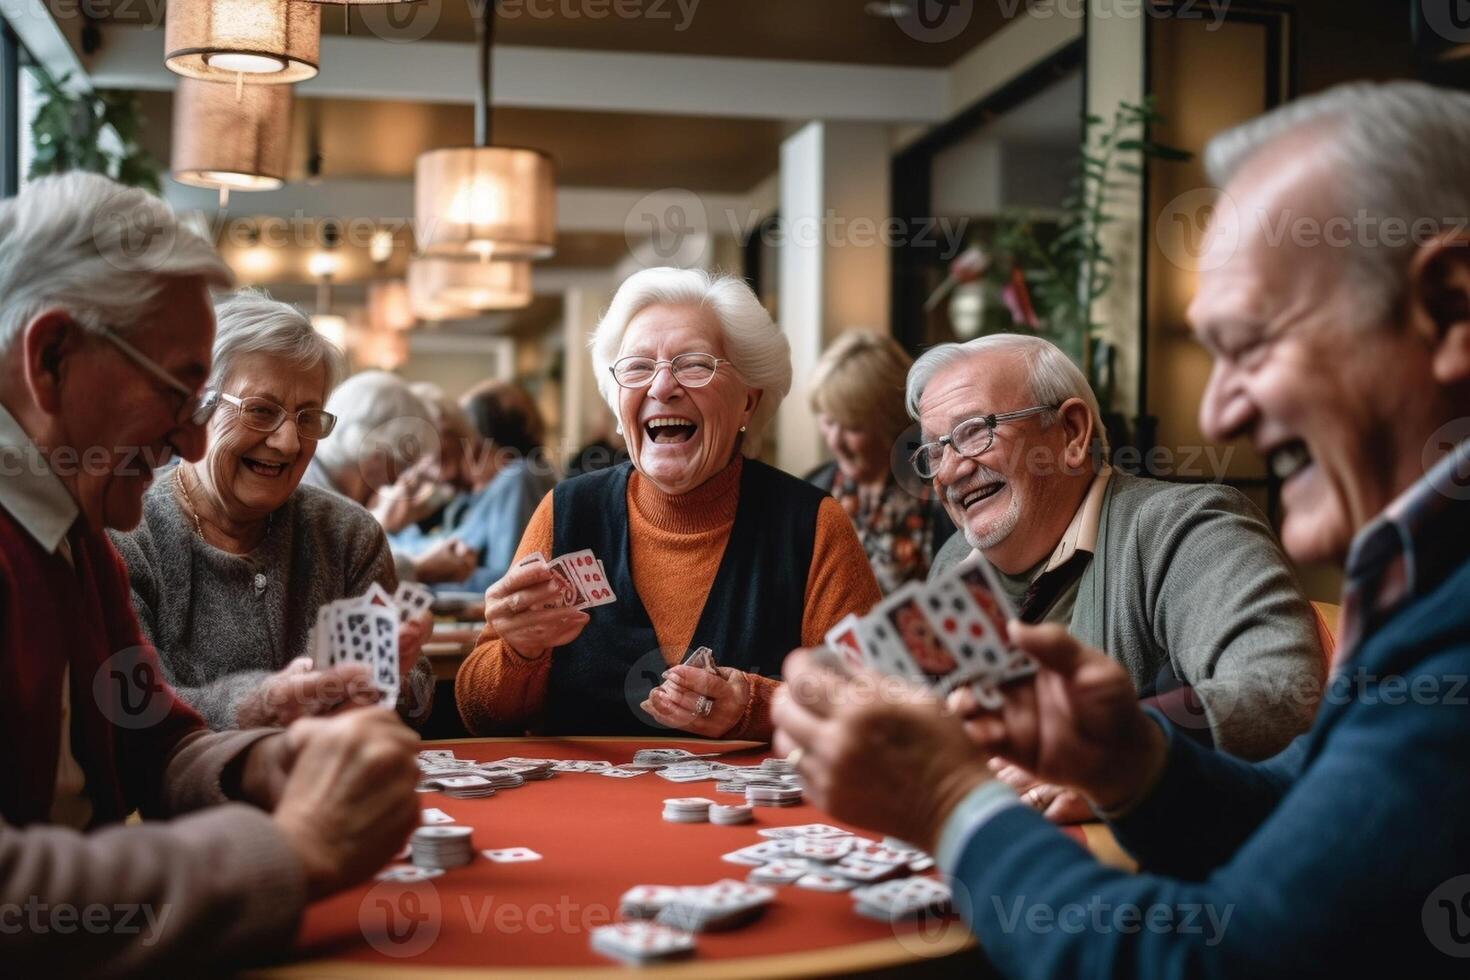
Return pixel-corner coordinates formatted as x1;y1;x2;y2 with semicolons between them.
0;172;233;355
589;267;791;455
1204;80;1470;322
906;334;1109;455
410;381;477;445
210;289;348;398
315;370;436;476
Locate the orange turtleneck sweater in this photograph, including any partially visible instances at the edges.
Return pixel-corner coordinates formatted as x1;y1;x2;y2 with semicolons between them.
454;457;881;740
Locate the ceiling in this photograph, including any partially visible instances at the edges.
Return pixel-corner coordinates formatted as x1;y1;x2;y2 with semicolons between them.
134;91;788;191
95;0;1018;67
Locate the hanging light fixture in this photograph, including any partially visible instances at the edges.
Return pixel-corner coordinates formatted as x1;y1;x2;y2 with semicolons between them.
171;77;292;205
165;0;320;85
409;256;532;313
414;1;555;259
367;279;416;332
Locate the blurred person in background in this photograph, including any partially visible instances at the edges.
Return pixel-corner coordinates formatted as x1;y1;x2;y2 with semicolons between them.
300;370;476;586
806;331;956;593
419;380;559;595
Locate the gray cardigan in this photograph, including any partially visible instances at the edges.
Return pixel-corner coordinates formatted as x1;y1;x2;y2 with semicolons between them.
110;475;432;729
931;472;1325;759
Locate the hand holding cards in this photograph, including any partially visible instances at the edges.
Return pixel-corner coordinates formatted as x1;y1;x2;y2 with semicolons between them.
515;549;618;611
307;582;434;708
823;552;1037;708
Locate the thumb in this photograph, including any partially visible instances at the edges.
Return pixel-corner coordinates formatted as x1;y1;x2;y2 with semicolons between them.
1007;621;1086;676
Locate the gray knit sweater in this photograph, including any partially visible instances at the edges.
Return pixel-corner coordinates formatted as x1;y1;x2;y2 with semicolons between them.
931;472;1325;760
109;473;433;729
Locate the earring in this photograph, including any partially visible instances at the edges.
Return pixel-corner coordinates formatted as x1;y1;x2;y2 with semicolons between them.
739;426;747;432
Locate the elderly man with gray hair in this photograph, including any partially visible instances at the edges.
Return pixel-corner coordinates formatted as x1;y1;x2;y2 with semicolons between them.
111;291;435;730
917;332;1326;818
0;173;419;976
302;370;477;586
776;80;1470;977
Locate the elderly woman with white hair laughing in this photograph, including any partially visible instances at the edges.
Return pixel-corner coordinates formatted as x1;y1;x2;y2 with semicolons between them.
111;291;434;729
456;268;880;739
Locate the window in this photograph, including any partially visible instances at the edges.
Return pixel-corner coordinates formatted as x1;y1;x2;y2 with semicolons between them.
1;24;18;198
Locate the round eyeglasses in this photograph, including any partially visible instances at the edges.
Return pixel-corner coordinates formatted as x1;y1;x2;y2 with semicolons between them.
909;404;1058;480
201;390;339;441
609;352;727;389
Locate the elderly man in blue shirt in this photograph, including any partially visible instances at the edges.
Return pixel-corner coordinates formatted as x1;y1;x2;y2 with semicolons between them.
775;80;1470;977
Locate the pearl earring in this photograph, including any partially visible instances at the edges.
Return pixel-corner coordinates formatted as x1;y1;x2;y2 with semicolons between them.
739;426;747;432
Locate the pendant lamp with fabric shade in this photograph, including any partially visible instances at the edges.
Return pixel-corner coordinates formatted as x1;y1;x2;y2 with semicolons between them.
171;77;292;192
413;1;555;259
165;0;320;84
408;257;531;317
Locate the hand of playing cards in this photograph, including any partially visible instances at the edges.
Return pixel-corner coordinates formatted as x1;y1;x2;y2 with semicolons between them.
308;581;436;708
822;553;1037;710
514;549;617;611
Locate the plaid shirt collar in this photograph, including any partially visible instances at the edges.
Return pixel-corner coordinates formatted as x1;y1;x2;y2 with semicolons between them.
1337;437;1470;659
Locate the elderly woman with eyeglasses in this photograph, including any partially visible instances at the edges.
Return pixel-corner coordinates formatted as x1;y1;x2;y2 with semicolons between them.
456;268;881;739
110;291;434;730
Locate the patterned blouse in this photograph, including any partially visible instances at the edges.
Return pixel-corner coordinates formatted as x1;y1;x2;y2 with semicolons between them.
826;469;946;595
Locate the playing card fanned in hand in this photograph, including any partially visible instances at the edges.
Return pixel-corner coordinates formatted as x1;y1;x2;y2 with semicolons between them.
824;551;1036;707
518;548;618;611
307;584;416;706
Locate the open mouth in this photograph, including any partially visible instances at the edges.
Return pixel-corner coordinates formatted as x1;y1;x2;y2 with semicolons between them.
242;457;289;478
645;416;698;445
1268;441;1312;484
960;482;1005;510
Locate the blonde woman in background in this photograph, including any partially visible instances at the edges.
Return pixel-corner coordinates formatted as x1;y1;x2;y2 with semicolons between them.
806;331;956;593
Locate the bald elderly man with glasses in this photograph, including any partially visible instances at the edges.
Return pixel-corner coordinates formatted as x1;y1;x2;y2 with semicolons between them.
914;334;1326;819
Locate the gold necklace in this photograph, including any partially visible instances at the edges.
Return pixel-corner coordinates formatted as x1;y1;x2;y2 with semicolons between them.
175;467;273;545
176;467;205;537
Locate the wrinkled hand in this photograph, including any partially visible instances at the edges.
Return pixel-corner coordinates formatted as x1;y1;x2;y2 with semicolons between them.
370;460;444;533
413;538;477;584
397;611;432;681
946;622;1166;812
235;657;380;728
270;709;421;900
642;664;751;737
771;649;991;853
988;759;1095;824
484;560;589;658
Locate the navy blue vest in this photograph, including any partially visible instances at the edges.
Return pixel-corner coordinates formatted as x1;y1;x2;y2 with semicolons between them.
543;459;823;735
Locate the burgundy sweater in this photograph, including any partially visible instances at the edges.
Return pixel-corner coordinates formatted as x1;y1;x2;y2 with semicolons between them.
0;507;307;975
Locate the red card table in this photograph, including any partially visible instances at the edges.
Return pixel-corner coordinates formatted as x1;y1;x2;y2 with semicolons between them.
250;736;1133;978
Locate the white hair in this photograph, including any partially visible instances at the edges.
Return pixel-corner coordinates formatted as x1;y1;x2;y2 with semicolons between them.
410;381;477;444
0;172;233;355
315;370;436;476
1204;80;1470;322
210;289;348;398
589;267;791;455
906;333;1109;455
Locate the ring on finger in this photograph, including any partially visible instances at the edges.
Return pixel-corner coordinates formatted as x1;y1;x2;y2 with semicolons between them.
509;593;522;613
695;695;714;718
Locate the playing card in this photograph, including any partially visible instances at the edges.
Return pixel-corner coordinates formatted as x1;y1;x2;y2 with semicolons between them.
681;646;719;675
561;548;616;608
873;582;960;688
420;807;454;824
363;582;395;609
855;609;925;683
822;614;866;673
916;577;1009;701
796;872;855;892
547;558;590;608
481;847;542;863
598;766;646;778
394;581;435;624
